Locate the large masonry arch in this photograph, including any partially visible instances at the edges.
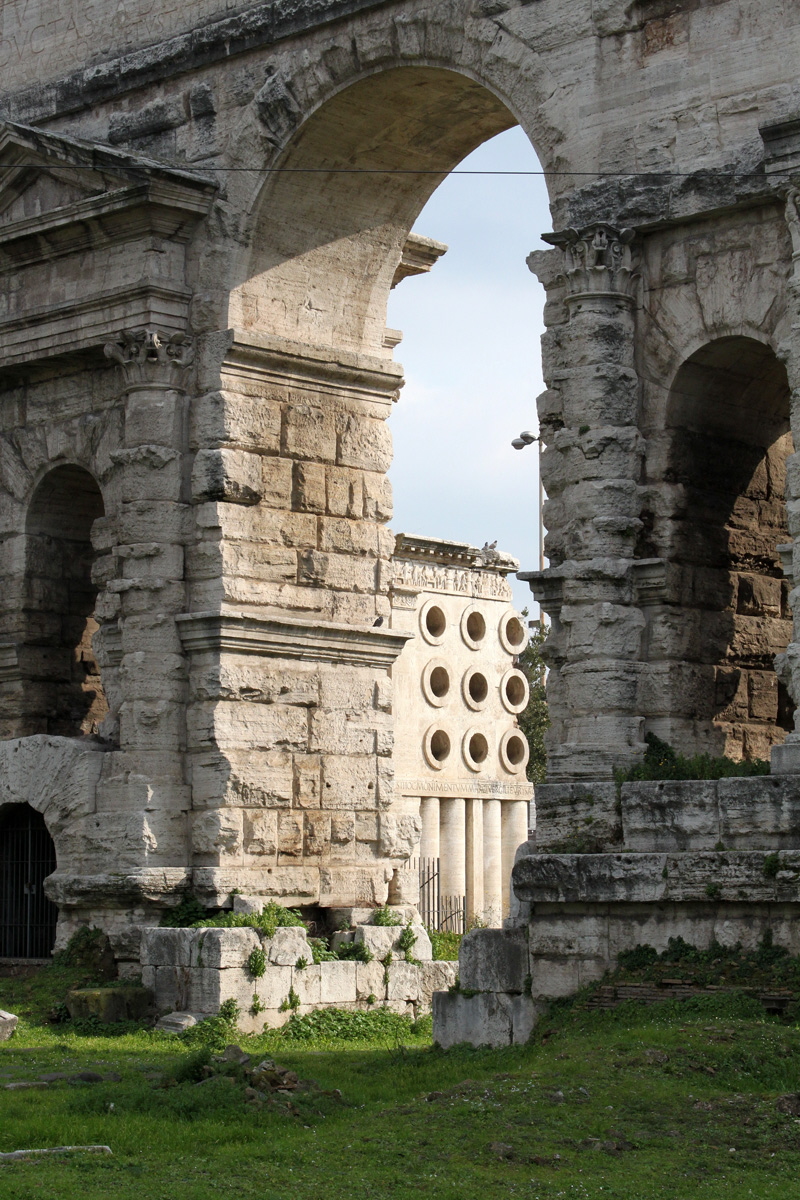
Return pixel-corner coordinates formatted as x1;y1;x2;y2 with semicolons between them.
1;0;800;980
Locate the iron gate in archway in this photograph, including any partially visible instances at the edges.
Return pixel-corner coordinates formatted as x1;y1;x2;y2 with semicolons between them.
0;806;58;958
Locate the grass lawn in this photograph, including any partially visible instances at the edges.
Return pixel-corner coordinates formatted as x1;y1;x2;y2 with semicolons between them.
2;961;800;1199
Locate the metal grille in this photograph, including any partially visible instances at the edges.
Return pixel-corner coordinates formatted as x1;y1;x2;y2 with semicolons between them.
412;857;466;933
0;806;58;958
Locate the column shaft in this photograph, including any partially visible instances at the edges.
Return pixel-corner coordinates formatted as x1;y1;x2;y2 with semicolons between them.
465;796;484;925
483;798;503;927
439;797;466;907
419;796;440;861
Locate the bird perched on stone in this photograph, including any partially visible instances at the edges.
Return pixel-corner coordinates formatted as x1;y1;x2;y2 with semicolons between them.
373;616;384;627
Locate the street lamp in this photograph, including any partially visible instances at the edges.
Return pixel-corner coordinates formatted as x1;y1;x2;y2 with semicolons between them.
510;429;545;575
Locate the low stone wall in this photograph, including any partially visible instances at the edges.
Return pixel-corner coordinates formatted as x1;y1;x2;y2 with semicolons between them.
433;777;800;1048
142;925;457;1033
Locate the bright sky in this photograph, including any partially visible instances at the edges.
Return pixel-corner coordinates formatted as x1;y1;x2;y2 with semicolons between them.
386;125;552;616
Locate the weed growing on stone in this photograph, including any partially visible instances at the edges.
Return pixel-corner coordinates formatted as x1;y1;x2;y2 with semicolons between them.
185;901;306;937
371;904;403;927
246;948;266;979
614;732;770;784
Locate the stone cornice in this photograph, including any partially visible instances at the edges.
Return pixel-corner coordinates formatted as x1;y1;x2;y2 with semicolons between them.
0;180;214;271
224;329;404;402
176;611;411;669
0;282;191;372
0;0;397;124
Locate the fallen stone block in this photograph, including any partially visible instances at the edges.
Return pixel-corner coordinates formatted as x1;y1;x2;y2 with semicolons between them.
0;1010;18;1041
65;987;153;1023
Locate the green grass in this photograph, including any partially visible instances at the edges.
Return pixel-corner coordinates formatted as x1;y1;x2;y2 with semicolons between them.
3;965;800;1198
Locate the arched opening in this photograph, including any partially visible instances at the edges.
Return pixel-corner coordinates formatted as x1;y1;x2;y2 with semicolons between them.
22;465;107;737
656;337;793;760
236;68;530;355
0;805;58;958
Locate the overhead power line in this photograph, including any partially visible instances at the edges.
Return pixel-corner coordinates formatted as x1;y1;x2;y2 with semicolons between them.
0;162;794;178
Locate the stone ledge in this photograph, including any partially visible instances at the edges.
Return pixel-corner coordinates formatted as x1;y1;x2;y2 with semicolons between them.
176;611;411;669
513;851;800;904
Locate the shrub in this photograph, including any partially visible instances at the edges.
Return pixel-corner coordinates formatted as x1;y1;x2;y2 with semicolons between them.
189;901;305;938
372;904;403;927
615;732;770;784
428;929;461;961
160;896;208;928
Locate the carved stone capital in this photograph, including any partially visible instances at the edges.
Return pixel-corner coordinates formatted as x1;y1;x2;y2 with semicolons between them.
784;188;800;270
104;328;194;391
541;224;638;302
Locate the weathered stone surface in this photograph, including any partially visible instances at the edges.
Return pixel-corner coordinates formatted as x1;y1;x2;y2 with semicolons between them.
353;923;432;962
459;927;529;994
432;991;542;1050
0;1010;18;1041
264;927;310;966
65;987;153;1024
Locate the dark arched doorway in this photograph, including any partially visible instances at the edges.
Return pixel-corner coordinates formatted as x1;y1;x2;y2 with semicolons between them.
652;336;793;760
0;805;58;958
22;464;107;737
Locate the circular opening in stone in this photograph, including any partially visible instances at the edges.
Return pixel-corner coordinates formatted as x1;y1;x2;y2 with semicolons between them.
468;672;489;705
430;729;451;762
425;605;446;639
466;611;485;643
505;615;525;648
505;674;527;707
468;732;488;764
430;666;450;699
505;735;526;766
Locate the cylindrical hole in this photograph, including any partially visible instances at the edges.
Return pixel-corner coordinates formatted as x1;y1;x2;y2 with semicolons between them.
430;730;451;762
468;732;488;764
504;615;525;648
425;606;446;638
430;666;450;698
505;674;527;707
468;672;488;704
466;611;485;643
505;735;526;766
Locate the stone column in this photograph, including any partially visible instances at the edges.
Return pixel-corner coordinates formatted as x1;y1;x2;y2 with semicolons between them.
773;188;800;773
439;797;466;906
483;798;503;927
500;799;529;921
419;796;440;860
465;796;484;924
524;225;647;781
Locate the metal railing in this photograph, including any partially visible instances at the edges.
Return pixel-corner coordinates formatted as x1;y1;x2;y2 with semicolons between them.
411;857;466;933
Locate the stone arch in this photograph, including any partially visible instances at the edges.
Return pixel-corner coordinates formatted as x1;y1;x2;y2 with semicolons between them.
0;734;106;946
21;463;107;738
647;336;793;760
0;802;58;958
228;64;550;356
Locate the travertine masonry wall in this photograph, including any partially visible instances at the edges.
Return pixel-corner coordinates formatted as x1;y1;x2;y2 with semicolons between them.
3;0;800;976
